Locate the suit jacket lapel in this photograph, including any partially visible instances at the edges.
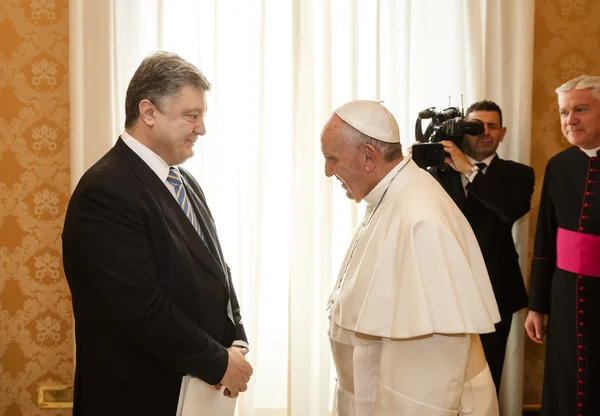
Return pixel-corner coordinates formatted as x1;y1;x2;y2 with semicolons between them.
464;155;500;211
179;170;234;321
452;170;466;208
179;175;227;271
114;139;226;281
441;168;466;208
484;154;500;178
155;189;226;281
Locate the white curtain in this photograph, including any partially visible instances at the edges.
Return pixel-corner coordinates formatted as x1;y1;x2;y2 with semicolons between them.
69;1;535;414
69;0;119;189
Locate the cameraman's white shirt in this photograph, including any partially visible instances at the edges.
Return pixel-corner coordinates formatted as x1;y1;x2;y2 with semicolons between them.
461;153;496;192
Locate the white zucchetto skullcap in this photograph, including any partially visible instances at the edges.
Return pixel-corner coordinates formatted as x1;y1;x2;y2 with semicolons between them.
334;100;400;143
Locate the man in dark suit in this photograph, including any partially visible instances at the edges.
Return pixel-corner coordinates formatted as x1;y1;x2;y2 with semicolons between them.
62;51;253;415
425;100;534;393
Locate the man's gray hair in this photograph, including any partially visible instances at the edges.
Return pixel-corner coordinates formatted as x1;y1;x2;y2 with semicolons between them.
125;51;211;128
339;119;403;162
555;75;600;102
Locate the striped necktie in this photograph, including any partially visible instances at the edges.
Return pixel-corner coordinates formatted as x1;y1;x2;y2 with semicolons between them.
167;167;207;244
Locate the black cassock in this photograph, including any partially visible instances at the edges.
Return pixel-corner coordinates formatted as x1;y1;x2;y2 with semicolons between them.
530;146;600;416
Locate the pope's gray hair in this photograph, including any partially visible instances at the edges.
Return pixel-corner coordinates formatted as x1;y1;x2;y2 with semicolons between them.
338;118;403;162
555;75;600;102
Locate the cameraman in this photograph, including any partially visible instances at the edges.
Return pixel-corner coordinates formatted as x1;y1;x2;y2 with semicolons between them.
422;100;534;393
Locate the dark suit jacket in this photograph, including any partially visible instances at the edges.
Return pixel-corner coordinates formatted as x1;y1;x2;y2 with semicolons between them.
62;138;247;415
430;155;534;316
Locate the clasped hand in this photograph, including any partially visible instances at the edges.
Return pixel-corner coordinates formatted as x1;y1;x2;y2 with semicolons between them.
214;346;253;398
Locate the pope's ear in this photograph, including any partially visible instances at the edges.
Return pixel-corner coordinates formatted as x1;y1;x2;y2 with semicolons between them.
363;144;378;172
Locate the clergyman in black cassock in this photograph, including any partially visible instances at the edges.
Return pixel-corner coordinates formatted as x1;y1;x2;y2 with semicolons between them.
527;74;600;416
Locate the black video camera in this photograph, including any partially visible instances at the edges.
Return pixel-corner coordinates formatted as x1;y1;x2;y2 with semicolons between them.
412;107;484;169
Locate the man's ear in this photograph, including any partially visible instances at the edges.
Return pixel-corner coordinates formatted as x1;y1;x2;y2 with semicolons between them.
139;99;157;127
498;126;507;143
363;144;378;173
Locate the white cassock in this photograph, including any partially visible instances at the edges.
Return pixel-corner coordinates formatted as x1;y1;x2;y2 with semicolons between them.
328;158;501;416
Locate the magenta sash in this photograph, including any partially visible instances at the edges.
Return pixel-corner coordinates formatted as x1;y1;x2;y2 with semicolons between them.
557;227;600;278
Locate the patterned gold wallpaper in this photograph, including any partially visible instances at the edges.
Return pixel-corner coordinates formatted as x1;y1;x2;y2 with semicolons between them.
525;0;600;406
0;1;72;415
0;0;598;413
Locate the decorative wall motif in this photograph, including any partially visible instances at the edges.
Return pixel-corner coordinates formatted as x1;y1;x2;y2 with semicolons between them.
0;0;72;415
0;0;599;412
526;0;600;406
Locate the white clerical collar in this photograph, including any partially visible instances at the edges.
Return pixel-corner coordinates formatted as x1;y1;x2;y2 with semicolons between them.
466;153;496;170
363;157;410;207
121;130;172;182
580;145;600;158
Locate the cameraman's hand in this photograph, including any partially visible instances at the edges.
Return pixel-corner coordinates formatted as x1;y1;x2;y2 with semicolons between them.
406;141;420;158
219;347;253;397
440;140;472;173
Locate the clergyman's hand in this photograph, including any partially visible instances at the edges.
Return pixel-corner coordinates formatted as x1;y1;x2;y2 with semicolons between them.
524;310;546;344
440;140;472;173
219;347;253;397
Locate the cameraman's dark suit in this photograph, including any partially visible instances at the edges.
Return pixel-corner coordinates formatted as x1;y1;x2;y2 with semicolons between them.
430;155;534;391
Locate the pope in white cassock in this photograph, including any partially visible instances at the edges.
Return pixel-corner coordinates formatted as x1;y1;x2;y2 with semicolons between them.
321;100;501;415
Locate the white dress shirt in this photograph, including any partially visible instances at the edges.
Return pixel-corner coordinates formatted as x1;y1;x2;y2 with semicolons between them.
461;153;496;192
121;131;182;198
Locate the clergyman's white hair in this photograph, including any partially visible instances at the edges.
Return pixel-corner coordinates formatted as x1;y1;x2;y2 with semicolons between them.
555;75;600;102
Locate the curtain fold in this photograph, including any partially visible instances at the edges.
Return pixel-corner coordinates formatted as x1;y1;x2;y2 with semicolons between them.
69;1;535;414
69;0;119;190
289;0;336;413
